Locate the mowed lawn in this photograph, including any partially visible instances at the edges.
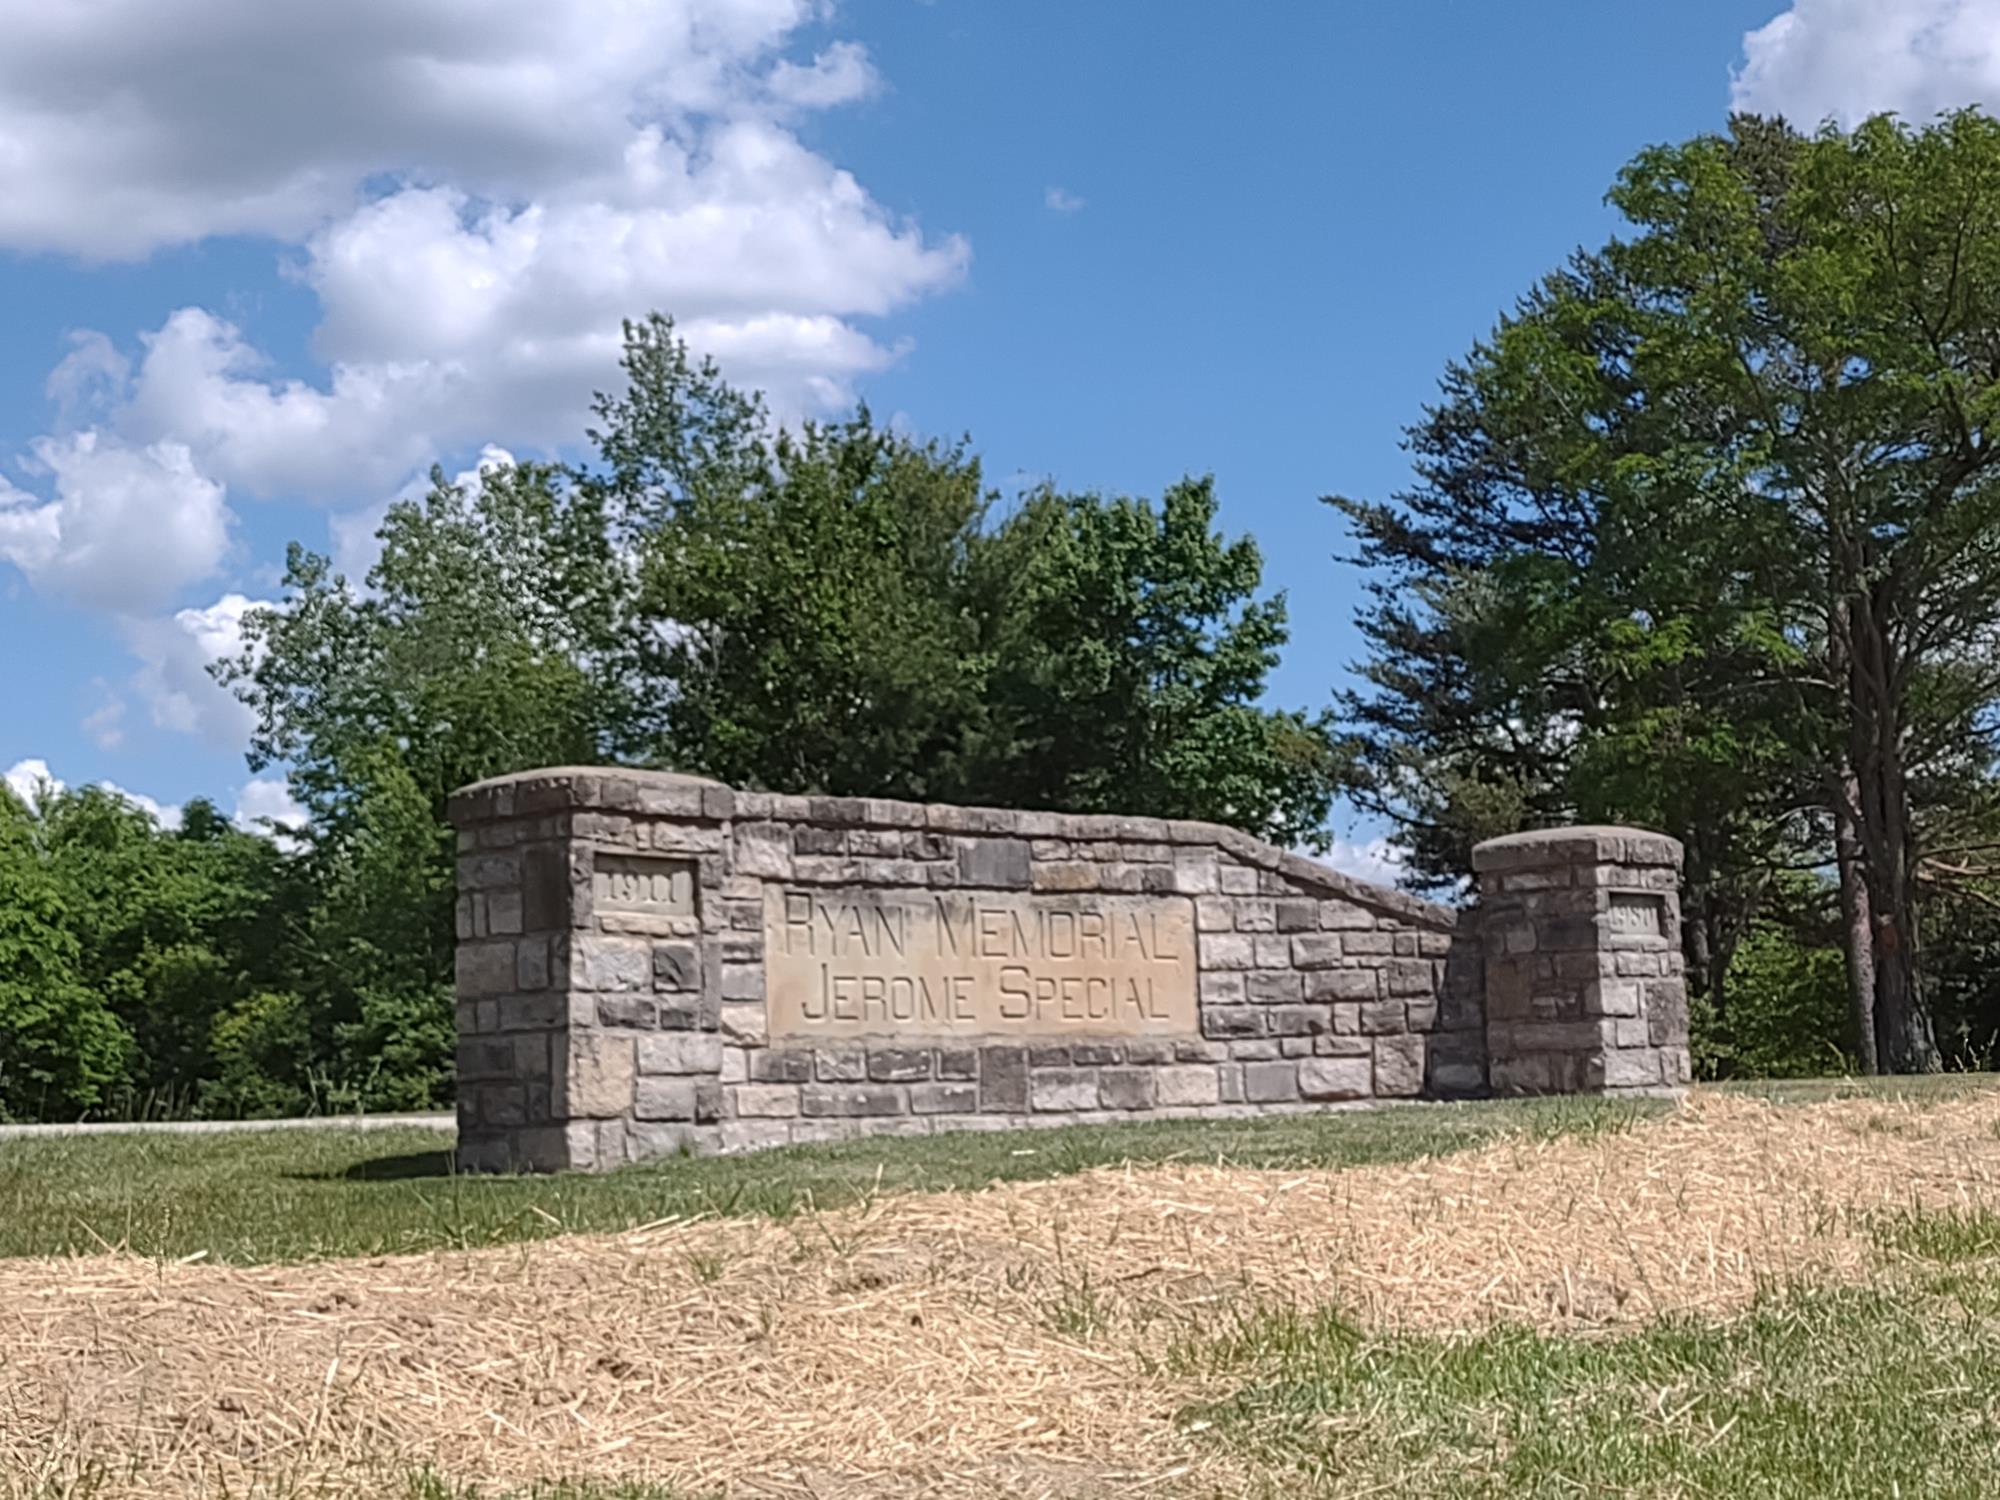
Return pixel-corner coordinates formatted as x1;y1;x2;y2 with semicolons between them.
0;1095;1643;1264
7;1080;2000;1500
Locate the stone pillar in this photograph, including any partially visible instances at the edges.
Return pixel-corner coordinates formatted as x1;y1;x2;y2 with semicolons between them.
449;768;730;1171
1472;826;1690;1095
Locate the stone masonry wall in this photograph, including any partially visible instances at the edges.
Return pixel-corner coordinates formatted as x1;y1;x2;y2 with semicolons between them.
1473;826;1692;1094
449;768;1487;1172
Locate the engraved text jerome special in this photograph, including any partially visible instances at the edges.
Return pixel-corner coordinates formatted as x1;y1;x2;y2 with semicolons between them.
764;887;1198;1039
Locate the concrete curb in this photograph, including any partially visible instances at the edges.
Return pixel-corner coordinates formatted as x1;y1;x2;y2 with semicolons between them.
0;1113;455;1140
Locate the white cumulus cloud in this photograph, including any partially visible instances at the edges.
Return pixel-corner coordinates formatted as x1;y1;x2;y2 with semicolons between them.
233;777;308;848
1733;0;2000;126
3;758;63;805
0;432;230;612
125;593;268;745
766;40;880;109
80;684;128;751
1317;835;1411;891
0;0;855;260
0;0;967;745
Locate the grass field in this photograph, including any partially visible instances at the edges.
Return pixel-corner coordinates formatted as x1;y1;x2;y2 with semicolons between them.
7;1083;2000;1499
1180;1242;2000;1497
0;1096;1643;1264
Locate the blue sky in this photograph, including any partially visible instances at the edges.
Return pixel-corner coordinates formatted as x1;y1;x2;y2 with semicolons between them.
0;0;1985;871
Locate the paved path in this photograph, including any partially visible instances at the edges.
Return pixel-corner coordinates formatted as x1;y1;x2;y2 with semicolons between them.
0;1113;455;1140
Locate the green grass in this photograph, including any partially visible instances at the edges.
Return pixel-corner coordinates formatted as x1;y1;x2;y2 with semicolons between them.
0;1096;1654;1265
12;1089;2000;1496
1174;1201;2000;1498
1867;1203;2000;1263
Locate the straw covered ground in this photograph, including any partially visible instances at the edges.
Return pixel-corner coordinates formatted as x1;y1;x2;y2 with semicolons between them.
7;1087;2000;1498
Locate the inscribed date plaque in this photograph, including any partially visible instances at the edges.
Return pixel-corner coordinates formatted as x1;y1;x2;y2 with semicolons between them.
593;854;697;917
1606;891;1665;938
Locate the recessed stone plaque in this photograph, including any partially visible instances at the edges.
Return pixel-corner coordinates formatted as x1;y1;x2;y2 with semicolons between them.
765;887;1197;1040
593;854;696;917
1606;891;1665;938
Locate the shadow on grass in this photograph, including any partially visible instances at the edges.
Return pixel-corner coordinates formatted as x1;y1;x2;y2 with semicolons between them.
297;1150;462;1182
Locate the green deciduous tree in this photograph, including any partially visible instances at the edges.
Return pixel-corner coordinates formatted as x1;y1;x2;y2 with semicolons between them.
215;459;641;1110
0;788;130;1119
34;790;306;1110
1338;110;2000;1073
225;460;641;840
1695;872;1855;1079
621;403;993;800
207;316;1336;1114
968;479;1339;844
0;781;309;1120
593;316;1337;838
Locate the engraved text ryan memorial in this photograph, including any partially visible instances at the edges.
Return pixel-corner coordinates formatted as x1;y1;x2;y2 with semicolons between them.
764;887;1198;1040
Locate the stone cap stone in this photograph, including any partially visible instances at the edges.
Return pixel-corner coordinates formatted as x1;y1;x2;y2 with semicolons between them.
447;765;1461;932
458;765;727;794
1471;825;1684;873
450;767;732;825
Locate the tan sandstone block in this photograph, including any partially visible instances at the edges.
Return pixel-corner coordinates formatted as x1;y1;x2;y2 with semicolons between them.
561;1032;635;1119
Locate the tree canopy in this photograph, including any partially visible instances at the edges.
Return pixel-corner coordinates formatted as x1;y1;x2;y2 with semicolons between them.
1337;110;2000;1073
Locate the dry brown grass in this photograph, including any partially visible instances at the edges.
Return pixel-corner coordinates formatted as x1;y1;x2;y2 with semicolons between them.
8;1088;2000;1498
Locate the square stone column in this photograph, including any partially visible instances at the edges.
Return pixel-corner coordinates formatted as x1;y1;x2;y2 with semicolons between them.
449;768;730;1171
1472;826;1690;1095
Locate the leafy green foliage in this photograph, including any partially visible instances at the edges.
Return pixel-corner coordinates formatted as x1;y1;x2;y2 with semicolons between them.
0;783;309;1121
0;789;129;1120
1697;919;1853;1080
206;460;648;1115
1336;110;2000;1069
299;748;460;1111
34;791;305;1107
206;990;315;1118
1909;887;2000;1071
969;479;1341;844
601;317;1340;841
225;460;635;840
628;399;993;800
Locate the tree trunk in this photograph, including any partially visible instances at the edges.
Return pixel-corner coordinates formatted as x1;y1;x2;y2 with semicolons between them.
1832;788;1879;1074
1827;601;1879;1074
1831;759;1879;1076
1847;587;1940;1073
1866;770;1937;1072
1682;847;1717;1013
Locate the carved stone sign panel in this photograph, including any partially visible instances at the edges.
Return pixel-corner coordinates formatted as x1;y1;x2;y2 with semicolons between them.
765;887;1197;1040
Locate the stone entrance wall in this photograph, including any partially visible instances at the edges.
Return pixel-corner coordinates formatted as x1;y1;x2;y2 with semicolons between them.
450;768;1692;1171
448;768;1495;1172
